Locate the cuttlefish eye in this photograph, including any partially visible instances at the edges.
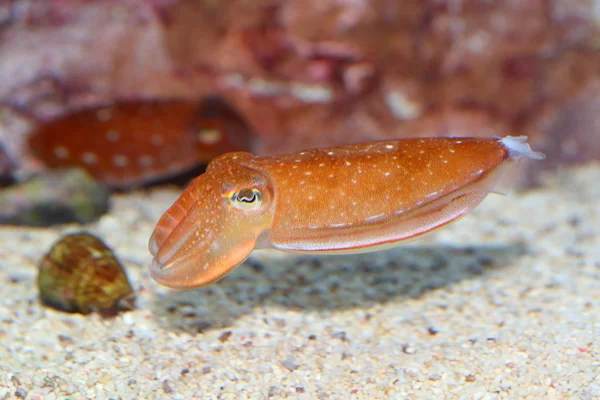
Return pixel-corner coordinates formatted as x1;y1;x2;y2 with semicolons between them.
228;188;263;210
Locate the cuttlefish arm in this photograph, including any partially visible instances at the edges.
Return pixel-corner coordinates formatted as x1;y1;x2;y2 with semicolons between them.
149;136;544;289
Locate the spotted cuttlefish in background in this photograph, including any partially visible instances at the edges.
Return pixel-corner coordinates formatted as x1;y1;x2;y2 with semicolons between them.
149;136;545;289
28;98;251;188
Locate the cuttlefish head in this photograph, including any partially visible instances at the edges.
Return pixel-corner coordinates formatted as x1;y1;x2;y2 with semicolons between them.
148;163;274;289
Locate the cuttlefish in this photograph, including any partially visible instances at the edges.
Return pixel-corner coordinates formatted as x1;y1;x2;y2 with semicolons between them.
149;136;544;289
28;98;250;188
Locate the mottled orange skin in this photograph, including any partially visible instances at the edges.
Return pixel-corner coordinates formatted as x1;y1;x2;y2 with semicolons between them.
249;138;507;252
28;99;250;188
149;136;543;289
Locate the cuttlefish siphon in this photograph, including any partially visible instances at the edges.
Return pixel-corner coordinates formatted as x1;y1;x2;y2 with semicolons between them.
149;136;544;289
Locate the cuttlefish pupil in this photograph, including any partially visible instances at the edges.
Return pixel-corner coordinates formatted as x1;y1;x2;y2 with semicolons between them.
229;188;263;210
149;136;545;289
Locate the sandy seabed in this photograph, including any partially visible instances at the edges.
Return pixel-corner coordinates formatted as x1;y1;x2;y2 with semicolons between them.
0;164;598;399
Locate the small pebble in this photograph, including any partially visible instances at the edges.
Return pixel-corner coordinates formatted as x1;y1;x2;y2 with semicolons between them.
162;380;174;394
14;387;27;399
218;331;232;343
281;356;299;372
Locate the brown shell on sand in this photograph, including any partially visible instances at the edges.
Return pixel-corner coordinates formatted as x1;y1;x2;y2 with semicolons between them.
37;232;135;316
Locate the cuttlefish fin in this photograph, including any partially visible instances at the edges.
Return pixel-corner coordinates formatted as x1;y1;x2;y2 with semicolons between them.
490;135;546;195
266;135;542;253
498;136;545;161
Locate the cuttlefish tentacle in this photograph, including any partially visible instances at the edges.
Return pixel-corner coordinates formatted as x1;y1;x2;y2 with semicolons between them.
149;136;544;289
149;163;275;288
148;151;258;255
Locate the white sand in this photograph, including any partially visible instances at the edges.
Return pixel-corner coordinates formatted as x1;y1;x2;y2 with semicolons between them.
0;164;598;399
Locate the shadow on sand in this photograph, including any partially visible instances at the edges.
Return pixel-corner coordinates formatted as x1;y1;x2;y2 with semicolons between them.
149;242;526;333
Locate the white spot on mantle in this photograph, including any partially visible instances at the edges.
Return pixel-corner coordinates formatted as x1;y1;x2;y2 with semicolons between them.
81;152;98;165
106;130;120;142
53;146;69;159
113;155;129;167
138;155;154;167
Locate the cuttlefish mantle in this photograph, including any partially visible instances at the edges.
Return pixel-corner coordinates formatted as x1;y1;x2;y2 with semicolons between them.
149;135;545;289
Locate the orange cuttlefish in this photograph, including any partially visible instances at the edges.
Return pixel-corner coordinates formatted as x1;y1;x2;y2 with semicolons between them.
28;98;251;188
149;136;545;289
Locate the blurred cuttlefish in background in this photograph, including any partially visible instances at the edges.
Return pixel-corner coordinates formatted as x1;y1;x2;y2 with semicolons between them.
149;136;545;289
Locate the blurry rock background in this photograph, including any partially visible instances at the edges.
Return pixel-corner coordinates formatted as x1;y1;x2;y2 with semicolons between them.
1;0;599;187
